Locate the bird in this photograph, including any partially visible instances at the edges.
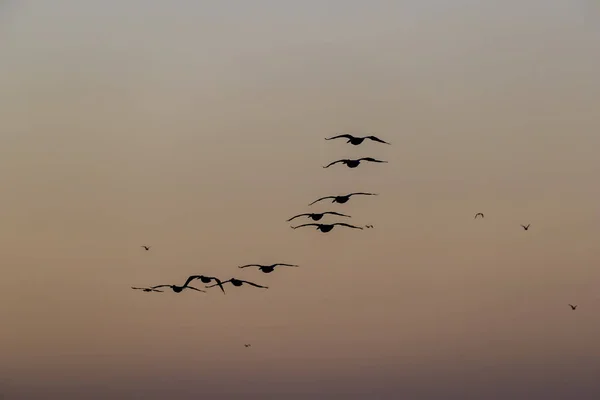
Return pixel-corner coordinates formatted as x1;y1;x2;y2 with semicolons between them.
309;192;377;206
149;284;206;293
183;275;226;294
286;211;350;222
365;225;374;228
141;246;151;251
206;278;268;290
324;134;391;145
474;213;484;219
569;304;577;310
239;263;299;273
291;223;364;233
521;224;530;230
131;286;163;293
323;157;387;169
244;344;251;348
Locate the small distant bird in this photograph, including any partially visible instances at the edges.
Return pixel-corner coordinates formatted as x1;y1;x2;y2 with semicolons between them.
141;246;151;251
291;223;363;233
323;157;387;169
244;344;251;348
149;284;206;293
206;278;268;289
287;211;350;222
365;225;374;228
239;263;299;273
325;134;391;146
569;304;577;310
309;192;377;206
521;224;530;230
183;275;226;294
474;213;484;219
131;286;163;293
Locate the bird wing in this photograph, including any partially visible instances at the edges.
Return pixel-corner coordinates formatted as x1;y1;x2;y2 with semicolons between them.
325;134;353;141
185;285;206;293
131;287;145;290
334;223;363;229
273;263;299;267
239;264;262;268
366;136;390;144
309;196;334;205
348;192;376;197
207;279;231;288
183;275;205;287
286;213;309;222
150;285;171;289
240;280;268;288
359;157;387;163
324;211;351;218
323;159;347;168
291;223;319;229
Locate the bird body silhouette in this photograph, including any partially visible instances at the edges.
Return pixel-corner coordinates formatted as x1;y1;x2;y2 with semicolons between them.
206;278;268;289
323;157;387;169
287;211;350;222
569;304;577;310
309;192;377;206
474;213;484;219
183;275;226;293
244;344;251;348
239;263;299;273
325;134;390;145
521;224;530;230
131;286;163;292
291;223;363;233
141;246;151;251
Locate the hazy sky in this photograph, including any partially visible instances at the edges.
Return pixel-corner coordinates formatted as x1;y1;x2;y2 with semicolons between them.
1;1;599;399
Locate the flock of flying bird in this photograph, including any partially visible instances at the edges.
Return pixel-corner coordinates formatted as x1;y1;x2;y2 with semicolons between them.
131;132;579;318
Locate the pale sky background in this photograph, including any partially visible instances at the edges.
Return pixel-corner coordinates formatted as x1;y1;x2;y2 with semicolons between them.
1;1;599;399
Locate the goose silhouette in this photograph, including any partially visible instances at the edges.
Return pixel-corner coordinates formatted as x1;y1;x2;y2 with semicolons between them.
183;275;226;294
521;224;530;230
239;263;299;273
149;284;206;293
325;134;390;145
287;211;350;222
291;223;363;233
474;213;484;219
131;286;163;292
206;278;268;290
323;157;387;169
309;192;377;206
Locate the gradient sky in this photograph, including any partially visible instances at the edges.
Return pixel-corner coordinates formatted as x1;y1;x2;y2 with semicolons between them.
1;1;600;399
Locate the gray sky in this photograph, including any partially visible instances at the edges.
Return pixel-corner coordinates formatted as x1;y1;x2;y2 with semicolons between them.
1;1;600;399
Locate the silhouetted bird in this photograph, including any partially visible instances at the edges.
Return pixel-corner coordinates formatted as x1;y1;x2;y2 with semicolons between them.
474;213;484;219
150;284;205;293
323;157;387;169
287;211;350;222
521;224;530;230
309;192;377;206
569;304;577;310
131;286;163;292
183;275;225;294
325;134;391;145
244;344;251;348
141;246;151;251
206;278;268;289
291;223;363;233
239;263;299;273
365;225;374;228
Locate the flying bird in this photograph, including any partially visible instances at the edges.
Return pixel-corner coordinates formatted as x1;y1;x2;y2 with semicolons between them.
141;246;151;251
323;157;387;169
324;134;391;145
309;192;377;206
206;278;268;289
244;344;251;348
569;304;577;310
365;225;374;228
239;263;299;273
183;275;226;294
474;213;484;219
131;286;163;293
286;211;350;222
291;223;363;233
521;224;530;230
149;284;206;293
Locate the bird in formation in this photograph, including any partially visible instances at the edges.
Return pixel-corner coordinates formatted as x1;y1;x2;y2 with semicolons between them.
323;157;387;169
183;275;226;294
309;192;377;206
239;263;299;273
569;304;577;310
286;211;350;222
206;278;268;290
521;224;530;231
131;286;163;292
244;344;251;348
291;222;363;233
325;134;391;145
149;284;206;293
141;245;151;251
474;213;484;219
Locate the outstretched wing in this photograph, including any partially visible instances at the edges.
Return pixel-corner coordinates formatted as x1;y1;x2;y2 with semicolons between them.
239;264;262;269
207;279;231;289
333;223;363;229
240;280;268;289
131;287;145;290
150;285;171;289
323;211;351;218
272;263;298;267
366;136;391;144
325;134;354;141
185;285;206;293
359;157;387;163
286;213;310;222
323;159;347;168
309;196;335;206
348;192;376;197
291;223;319;229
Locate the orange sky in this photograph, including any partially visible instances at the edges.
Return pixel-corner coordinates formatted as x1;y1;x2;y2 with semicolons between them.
1;1;600;398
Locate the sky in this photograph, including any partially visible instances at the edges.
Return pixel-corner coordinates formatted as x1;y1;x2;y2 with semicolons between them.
1;0;599;398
